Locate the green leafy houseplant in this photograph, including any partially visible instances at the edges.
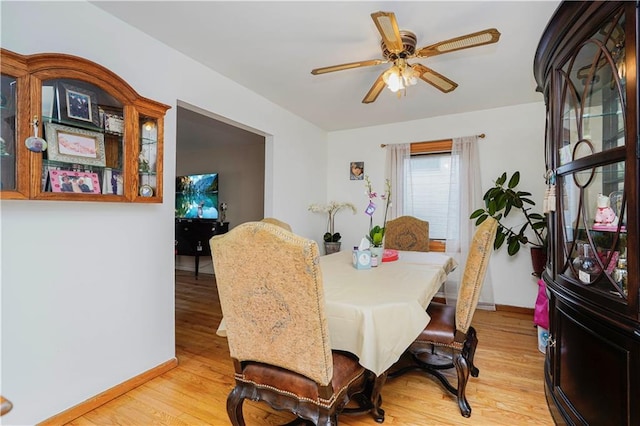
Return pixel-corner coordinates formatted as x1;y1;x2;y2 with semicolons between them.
470;171;547;256
368;225;384;247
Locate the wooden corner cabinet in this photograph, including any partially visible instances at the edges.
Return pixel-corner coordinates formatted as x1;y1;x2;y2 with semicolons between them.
534;2;639;425
0;49;170;202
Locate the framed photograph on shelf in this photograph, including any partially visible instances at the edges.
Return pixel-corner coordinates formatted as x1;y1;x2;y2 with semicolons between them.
58;83;100;127
49;170;101;194
45;122;106;167
102;168;123;195
101;106;124;134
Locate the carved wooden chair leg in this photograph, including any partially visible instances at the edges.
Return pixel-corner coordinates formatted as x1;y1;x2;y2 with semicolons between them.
316;412;337;426
464;327;480;377
227;388;246;426
454;353;472;418
340;370;385;423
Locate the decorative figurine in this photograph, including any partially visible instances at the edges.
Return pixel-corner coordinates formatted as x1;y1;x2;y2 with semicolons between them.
594;193;618;227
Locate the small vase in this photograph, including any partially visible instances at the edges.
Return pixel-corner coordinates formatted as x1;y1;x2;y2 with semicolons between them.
370;246;384;259
324;241;341;255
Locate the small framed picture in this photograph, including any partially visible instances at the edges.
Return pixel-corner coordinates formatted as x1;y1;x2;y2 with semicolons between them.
45;122;106;167
58;83;100;127
102;168;123;195
49;170;101;194
350;161;364;180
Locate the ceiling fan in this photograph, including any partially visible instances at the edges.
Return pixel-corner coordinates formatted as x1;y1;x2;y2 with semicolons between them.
311;11;501;103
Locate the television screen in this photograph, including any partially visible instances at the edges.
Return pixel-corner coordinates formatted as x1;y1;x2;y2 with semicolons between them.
175;173;219;219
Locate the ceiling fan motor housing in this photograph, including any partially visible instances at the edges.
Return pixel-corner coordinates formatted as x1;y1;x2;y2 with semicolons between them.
381;30;417;59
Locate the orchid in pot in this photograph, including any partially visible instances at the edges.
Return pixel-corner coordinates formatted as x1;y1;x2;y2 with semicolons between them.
364;175;392;254
308;201;357;254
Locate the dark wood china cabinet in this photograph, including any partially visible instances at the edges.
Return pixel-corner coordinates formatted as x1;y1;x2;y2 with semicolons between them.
534;2;639;424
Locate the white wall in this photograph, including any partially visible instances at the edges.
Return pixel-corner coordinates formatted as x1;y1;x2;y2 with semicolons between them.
326;102;547;308
0;2;327;424
1;2;546;423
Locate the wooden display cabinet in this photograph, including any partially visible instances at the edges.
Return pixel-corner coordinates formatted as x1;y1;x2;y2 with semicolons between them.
0;49;169;202
534;2;639;424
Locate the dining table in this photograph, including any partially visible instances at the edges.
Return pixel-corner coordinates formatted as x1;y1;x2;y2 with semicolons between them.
216;248;457;422
318;249;457;421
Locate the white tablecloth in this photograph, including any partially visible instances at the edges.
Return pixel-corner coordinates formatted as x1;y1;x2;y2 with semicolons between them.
217;250;457;376
319;250;456;376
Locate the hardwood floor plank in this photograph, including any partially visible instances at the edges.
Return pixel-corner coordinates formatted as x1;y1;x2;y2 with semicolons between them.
66;270;553;425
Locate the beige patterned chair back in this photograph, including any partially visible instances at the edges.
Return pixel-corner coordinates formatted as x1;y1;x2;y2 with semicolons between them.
455;217;498;334
384;216;430;252
260;217;292;232
210;221;333;385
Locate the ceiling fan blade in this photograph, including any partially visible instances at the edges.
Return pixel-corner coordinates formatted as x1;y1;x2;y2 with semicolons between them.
362;72;386;104
371;11;403;54
311;59;385;75
412;63;458;93
415;28;501;58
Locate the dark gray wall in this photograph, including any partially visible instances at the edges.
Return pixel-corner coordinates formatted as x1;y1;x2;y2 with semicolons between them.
175;106;265;273
176;106;265;229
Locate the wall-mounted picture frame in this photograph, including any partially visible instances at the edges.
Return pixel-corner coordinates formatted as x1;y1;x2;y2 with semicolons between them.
49;169;101;194
45;122;106;167
58;83;100;127
350;161;364;180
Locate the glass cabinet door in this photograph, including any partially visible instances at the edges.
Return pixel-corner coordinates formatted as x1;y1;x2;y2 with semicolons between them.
137;115;159;199
38;78;125;199
559;161;628;300
555;7;631;309
558;9;626;166
0;74;17;191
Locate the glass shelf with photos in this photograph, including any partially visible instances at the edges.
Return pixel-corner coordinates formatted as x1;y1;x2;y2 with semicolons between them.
0;74;17;192
39;78;125;197
559;160;628;302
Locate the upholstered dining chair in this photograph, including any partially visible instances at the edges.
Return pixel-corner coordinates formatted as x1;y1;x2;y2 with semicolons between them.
384;216;430;252
260;217;293;232
387;217;498;418
210;221;370;426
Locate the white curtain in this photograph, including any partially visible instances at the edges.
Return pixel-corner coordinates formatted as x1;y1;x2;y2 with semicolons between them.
444;135;495;309
385;143;412;219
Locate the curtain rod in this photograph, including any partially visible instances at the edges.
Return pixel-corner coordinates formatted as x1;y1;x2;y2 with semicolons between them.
380;133;485;148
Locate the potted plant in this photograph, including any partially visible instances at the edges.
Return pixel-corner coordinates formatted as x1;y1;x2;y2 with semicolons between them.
364;175;391;257
308;201;357;254
470;171;548;275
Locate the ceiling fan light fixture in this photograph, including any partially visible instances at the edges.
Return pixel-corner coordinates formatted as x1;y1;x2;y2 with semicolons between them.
383;66;404;92
404;65;419;86
312;12;499;103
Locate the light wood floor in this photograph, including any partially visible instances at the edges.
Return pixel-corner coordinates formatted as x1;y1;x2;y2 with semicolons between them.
67;270;554;425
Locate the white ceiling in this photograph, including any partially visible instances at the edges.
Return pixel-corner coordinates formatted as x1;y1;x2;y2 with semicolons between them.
92;1;561;132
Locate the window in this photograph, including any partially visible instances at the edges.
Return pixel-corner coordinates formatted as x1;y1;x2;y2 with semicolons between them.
405;140;452;240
